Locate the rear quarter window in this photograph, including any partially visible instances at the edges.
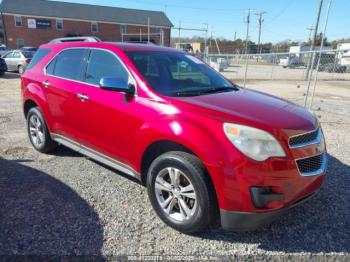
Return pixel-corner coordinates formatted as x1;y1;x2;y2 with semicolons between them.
26;48;52;70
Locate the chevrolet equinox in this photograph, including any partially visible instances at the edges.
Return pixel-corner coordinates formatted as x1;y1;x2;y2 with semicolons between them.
21;42;327;233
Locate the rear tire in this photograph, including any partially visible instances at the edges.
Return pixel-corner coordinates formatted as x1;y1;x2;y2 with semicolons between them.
147;151;217;234
18;65;24;75
27;107;57;153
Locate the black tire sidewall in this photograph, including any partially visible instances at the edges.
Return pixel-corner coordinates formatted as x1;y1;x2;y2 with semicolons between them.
147;152;212;233
27;107;50;152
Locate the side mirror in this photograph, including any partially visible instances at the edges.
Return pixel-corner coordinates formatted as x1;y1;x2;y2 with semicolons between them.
99;77;135;95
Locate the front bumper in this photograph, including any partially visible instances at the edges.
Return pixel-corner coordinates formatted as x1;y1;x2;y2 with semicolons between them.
220;190;318;231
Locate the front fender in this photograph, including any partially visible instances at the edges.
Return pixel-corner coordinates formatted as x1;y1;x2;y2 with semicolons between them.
134;115;235;209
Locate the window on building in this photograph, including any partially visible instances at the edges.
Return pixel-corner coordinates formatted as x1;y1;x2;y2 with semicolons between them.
48;49;87;81
16;38;25;49
91;22;98;33
14;16;22;27
120;25;127;35
56;19;63;30
155;27;162;35
85;49;129;86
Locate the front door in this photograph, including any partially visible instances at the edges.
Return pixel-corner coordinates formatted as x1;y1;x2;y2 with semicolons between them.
76;49;142;166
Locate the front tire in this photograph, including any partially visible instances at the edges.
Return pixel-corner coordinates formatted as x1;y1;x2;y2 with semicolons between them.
27;107;57;153
147;151;217;234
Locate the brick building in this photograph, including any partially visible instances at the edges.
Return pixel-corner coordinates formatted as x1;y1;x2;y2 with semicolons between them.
0;0;173;49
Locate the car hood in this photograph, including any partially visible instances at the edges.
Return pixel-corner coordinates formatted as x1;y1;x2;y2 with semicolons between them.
173;88;317;132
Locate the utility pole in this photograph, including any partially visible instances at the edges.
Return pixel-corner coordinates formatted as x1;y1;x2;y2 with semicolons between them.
256;11;266;53
243;9;251;87
309;0;333;109
305;0;324;81
203;23;209;59
178;21;181;48
306;26;315;43
147;17;150;43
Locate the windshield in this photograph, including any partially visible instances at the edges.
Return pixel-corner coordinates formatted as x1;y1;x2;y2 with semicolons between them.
126;51;238;97
22;51;35;58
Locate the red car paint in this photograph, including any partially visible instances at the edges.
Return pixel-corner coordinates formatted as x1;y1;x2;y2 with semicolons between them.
21;42;326;224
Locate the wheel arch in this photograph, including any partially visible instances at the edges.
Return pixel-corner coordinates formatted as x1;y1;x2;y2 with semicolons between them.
140;140;196;185
23;99;38;118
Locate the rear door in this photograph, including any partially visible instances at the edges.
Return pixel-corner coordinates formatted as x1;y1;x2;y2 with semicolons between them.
12;51;22;70
43;48;89;141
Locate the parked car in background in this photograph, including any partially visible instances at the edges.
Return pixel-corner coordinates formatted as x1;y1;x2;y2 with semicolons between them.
209;57;228;72
0;45;11;57
0;57;7;76
3;50;35;74
20;46;38;52
21;42;327;233
280;55;305;68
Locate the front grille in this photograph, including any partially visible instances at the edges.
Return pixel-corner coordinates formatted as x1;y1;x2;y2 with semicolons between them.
296;154;326;176
289;129;319;148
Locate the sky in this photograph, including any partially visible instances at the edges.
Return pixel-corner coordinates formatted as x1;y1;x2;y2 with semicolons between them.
55;0;349;43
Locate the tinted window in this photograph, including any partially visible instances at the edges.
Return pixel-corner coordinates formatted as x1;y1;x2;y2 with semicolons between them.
27;48;51;70
85;50;129;86
51;49;86;81
46;58;56;75
127;51;235;96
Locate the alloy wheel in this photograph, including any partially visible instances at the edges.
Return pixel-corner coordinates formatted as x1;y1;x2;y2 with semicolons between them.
29;115;45;148
154;167;197;222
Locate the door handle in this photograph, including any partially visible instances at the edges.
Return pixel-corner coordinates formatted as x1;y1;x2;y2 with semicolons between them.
42;80;50;88
77;93;89;101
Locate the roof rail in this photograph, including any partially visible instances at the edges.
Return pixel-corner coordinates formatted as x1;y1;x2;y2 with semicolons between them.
48;36;102;44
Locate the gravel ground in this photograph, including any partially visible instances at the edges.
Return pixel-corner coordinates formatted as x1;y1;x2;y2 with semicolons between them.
0;73;349;260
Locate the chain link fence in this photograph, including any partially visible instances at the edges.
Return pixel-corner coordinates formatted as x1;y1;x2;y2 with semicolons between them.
202;49;350;124
206;49;350;82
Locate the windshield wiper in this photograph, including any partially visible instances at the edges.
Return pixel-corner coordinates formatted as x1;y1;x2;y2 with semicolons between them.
172;86;239;97
200;86;238;94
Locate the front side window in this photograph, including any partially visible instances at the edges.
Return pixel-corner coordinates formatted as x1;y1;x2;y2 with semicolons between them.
47;49;86;81
56;19;63;30
85;50;129;86
91;22;98;33
127;51;236;96
15;16;22;27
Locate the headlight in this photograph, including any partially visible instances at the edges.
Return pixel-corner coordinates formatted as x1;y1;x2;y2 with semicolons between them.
223;123;286;161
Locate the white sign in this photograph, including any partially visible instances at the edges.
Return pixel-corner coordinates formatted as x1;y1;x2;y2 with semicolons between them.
27;19;36;29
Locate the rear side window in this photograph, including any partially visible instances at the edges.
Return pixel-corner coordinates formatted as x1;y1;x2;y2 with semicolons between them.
85;50;129;86
27;49;51;70
48;49;86;81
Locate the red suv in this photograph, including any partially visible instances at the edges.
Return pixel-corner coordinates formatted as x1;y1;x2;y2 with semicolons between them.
21;42;327;233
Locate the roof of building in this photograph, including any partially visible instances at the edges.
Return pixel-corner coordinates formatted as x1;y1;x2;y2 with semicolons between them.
0;0;173;27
